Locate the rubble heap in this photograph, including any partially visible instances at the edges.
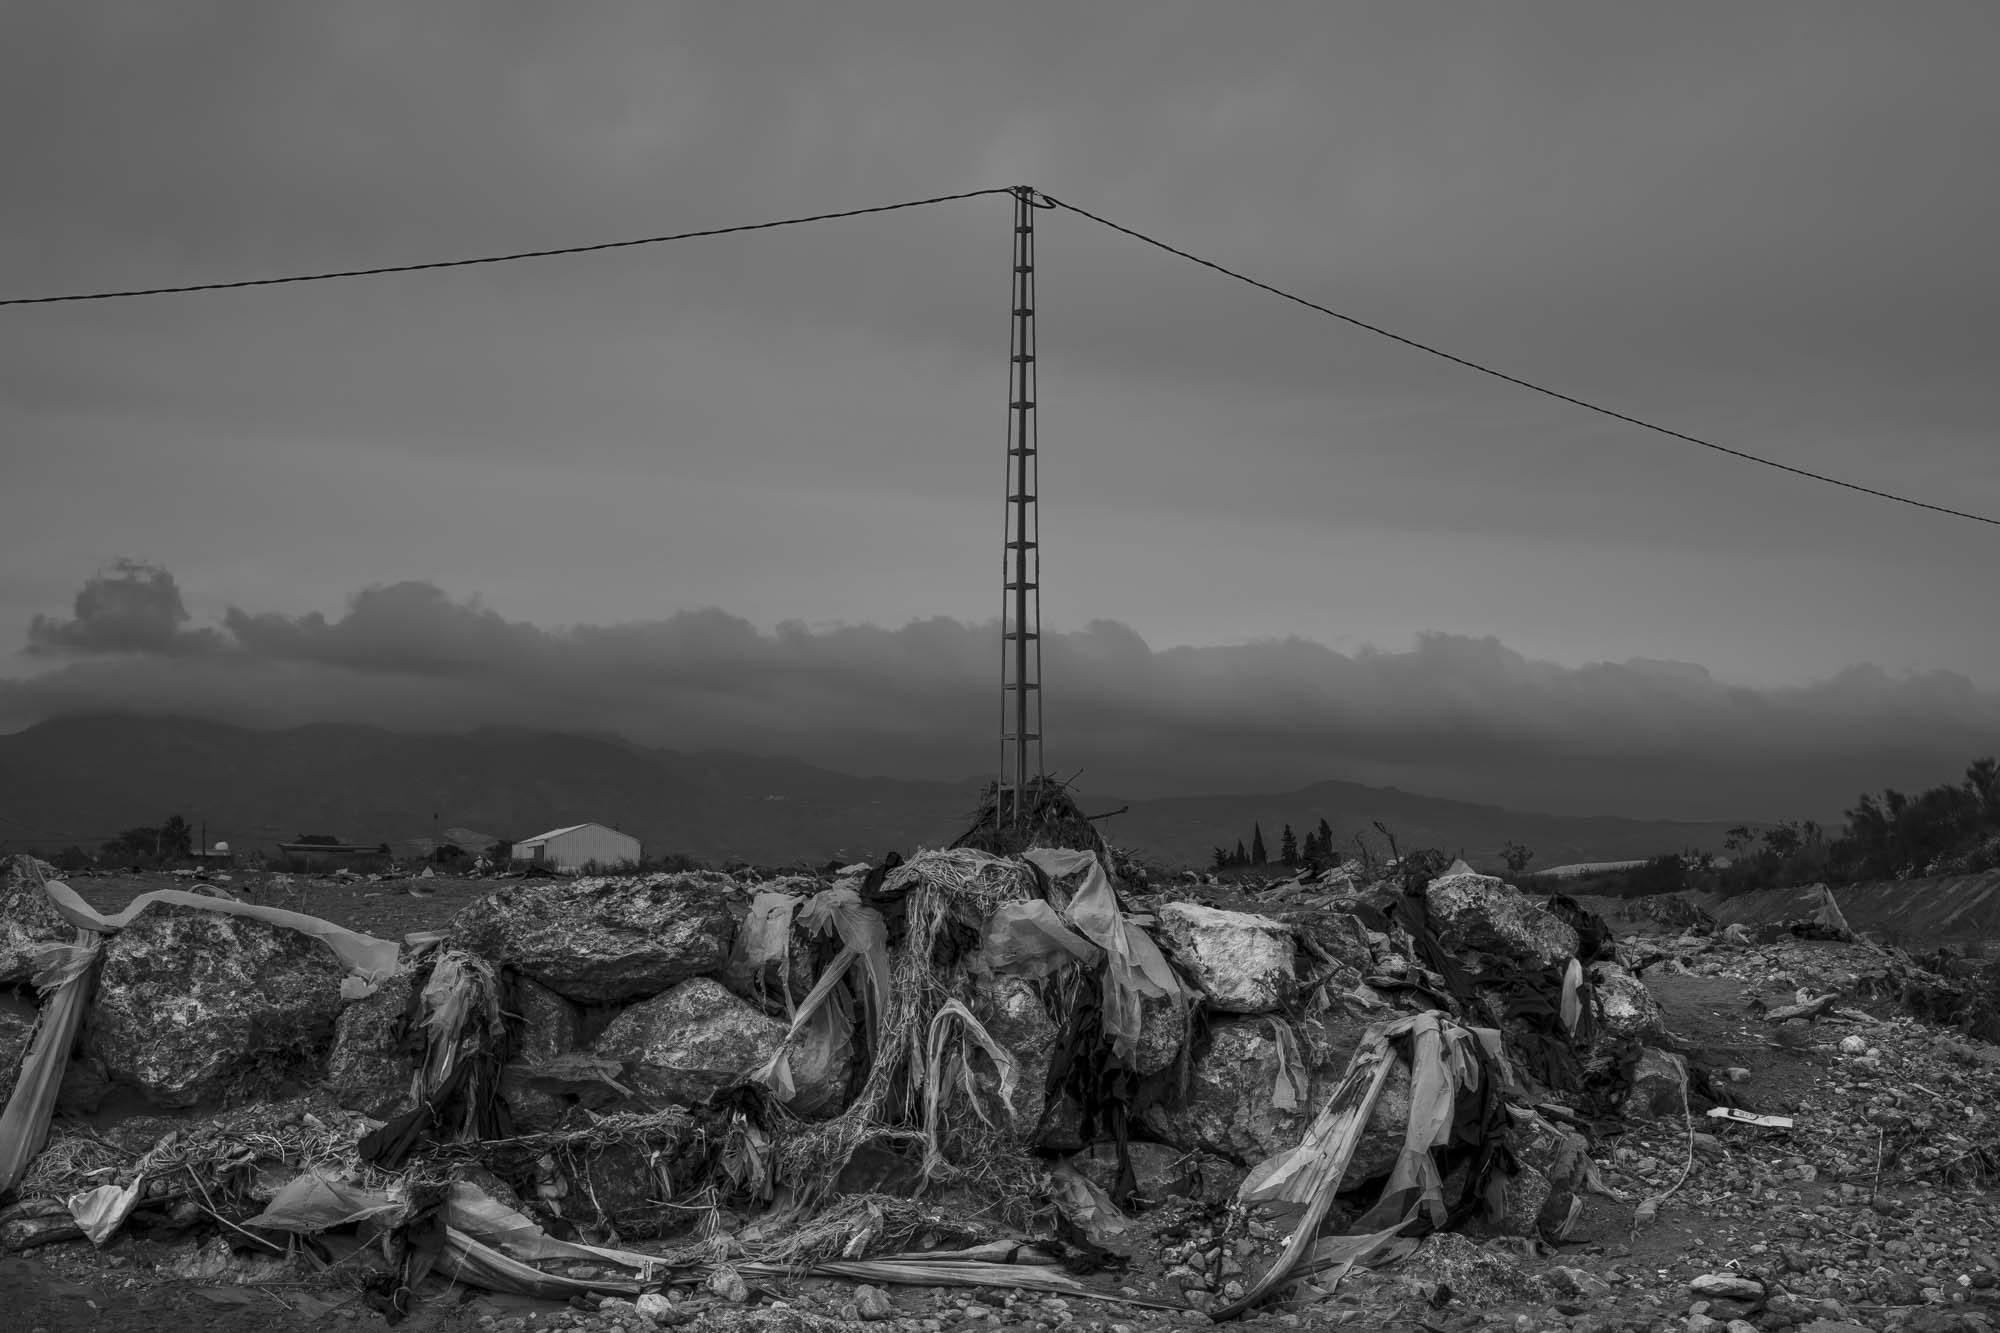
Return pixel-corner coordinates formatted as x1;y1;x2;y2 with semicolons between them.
2;849;1999;1332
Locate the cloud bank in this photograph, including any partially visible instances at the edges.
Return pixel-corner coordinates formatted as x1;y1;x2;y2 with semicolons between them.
6;563;1997;821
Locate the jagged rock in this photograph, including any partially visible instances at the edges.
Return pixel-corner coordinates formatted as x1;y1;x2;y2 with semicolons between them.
1590;960;1666;1044
448;873;741;1004
0;991;35;1105
1625;1046;1689;1118
86;905;346;1109
573;1141;674;1237
1156;903;1298;1014
1282;910;1376;976
514;974;584;1060
592;977;841;1108
0;855;71;988
1425;870;1579;970
1135;992;1187;1076
322;969;416;1119
1039;1092;1088;1152
1142;1014;1407;1179
497;974;588;1129
1472;1107;1593;1241
970;974;1060;1136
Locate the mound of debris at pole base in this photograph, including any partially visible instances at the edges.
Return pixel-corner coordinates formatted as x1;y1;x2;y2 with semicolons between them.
2;837;2000;1333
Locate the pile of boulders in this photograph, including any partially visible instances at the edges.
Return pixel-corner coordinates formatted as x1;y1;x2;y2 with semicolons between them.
0;847;1693;1321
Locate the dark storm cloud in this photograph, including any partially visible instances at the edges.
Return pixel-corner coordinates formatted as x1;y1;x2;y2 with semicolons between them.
26;560;225;658
5;3;2000;823
5;570;1997;821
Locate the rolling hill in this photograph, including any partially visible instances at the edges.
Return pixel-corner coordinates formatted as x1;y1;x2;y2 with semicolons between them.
0;716;1736;870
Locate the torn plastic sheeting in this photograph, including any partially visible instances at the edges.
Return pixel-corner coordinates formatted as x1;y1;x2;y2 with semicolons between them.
442;1182;663;1273
1268;1017;1310;1113
1031;849;1188;1066
1355;1018;1494;1233
732;891;803;1009
1707;1107;1794;1129
799;885;891;1040
1047;1162;1132;1245
754;943;863;1104
1813;884;1853;938
28;938;97;992
1298;1223;1417;1293
1559;958;1584;1035
248;1177;663;1277
1220;1022;1403;1319
922;998;1021;1172
66;1175;147;1245
0;926;102;1194
245;1173;408;1232
35;877;400;983
979;899;1102;980
1021;846;1098;912
438;1227;647;1299
774;1258;1182;1308
1241;1013;1427;1207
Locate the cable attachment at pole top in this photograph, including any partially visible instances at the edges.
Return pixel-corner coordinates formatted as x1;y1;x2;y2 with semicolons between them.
1011;186;1056;209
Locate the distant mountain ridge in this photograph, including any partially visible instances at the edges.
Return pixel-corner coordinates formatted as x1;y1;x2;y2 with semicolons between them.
0;716;1736;869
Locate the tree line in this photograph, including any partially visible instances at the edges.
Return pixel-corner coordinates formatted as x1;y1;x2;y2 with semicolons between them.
1209;817;1536;877
1211;817;1341;869
1553;756;2000;898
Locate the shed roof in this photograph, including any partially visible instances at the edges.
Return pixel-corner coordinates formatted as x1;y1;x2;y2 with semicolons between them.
516;822;632;847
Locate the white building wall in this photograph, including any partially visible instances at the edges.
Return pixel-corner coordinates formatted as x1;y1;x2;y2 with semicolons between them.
541;824;640;871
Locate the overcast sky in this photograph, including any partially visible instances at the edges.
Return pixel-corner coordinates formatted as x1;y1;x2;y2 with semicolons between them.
5;2;1999;819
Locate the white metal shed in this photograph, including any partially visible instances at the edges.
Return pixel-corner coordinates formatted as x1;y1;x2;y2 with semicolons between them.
510;822;641;872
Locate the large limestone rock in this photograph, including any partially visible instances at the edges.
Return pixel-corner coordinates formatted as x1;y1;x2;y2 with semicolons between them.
1589;961;1666;1045
1156;903;1297;1014
1142;1014;1407;1181
1281;910;1376;977
449;874;740;1004
322;970;416;1119
592;977;842;1110
87;905;346;1109
0;855;72;987
1425;870;1579;971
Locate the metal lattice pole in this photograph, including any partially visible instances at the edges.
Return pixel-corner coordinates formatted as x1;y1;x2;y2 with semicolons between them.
1000;186;1045;825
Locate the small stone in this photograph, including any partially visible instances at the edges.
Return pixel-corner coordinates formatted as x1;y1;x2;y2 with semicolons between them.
1550;1267;1615;1299
706;1267;748;1303
855;1285;896;1320
633;1293;680;1327
1690;1274;1766;1301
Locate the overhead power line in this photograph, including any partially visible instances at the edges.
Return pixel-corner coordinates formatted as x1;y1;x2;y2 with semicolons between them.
5;180;1991;528
0;187;1015;306
1040;193;2000;529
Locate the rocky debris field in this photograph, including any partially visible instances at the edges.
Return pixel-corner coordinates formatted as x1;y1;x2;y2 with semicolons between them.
0;854;1997;1333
